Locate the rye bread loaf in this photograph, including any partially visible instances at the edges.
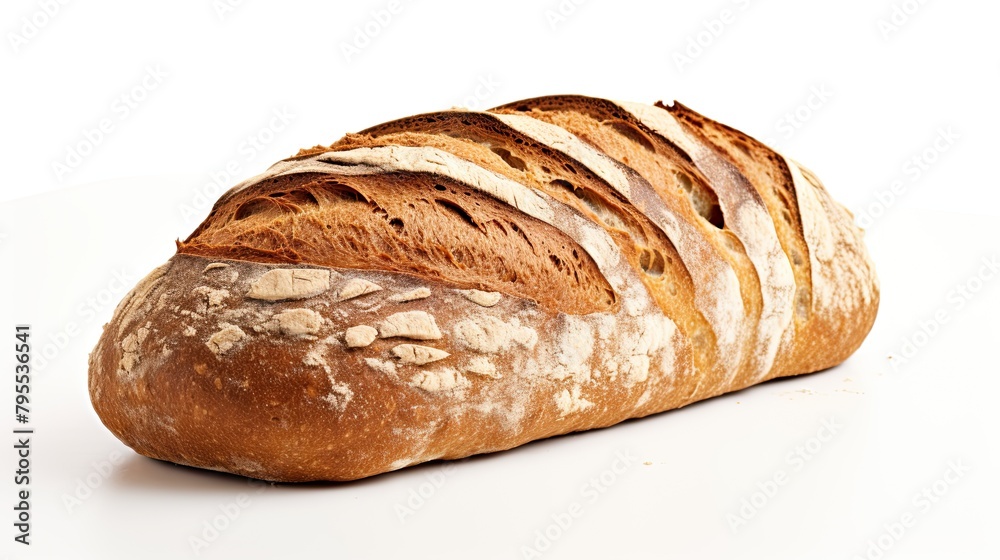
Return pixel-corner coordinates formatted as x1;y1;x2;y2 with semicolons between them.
88;95;879;482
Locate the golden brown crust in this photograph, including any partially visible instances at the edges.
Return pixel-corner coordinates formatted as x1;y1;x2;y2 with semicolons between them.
89;254;692;482
88;96;878;482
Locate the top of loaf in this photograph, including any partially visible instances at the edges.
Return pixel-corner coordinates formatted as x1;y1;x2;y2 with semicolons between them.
177;95;878;385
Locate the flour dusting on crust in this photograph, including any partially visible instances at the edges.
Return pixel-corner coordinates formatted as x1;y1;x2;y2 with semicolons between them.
281;309;324;335
247;269;330;301
392;344;450;365
459;289;502;307
555;386;594;417
118;322;151;379
206;323;247;356
337;278;383;301
453;315;537;354
345;325;378;347
389;287;431;302
410;367;469;392
379;311;443;340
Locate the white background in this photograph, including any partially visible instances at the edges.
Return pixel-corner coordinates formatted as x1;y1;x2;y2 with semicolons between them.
2;0;998;558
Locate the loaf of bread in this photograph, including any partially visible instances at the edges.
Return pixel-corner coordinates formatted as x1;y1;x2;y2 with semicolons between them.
88;95;878;482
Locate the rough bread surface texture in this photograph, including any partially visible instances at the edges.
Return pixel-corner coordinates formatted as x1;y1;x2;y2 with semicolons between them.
89;96;878;482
